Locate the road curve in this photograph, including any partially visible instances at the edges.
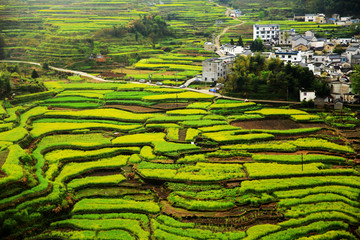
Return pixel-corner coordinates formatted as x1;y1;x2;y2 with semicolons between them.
1;60;303;104
0;60;114;82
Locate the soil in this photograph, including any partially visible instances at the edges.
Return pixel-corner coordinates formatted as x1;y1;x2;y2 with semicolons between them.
160;200;283;228
188;209;283;230
231;119;325;130
152;102;190;109
102;104;163;113
178;129;187;142
341;130;360;139
0;149;9;170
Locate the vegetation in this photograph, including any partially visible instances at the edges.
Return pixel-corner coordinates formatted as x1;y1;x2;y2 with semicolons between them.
0;0;359;239
220;54;329;100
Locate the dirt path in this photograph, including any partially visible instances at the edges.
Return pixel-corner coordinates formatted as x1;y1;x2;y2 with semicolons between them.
0;60;115;82
211;1;245;56
215;21;245;56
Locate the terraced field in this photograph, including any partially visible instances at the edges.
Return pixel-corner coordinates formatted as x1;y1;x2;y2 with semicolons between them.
0;80;359;239
1;0;230;68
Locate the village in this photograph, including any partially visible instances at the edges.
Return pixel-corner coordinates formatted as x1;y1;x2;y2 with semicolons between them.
202;12;360;104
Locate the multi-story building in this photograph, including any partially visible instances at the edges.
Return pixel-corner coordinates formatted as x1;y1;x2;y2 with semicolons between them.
253;24;280;43
275;51;303;64
202;56;235;82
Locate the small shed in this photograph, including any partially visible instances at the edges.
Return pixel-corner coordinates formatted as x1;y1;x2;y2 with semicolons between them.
299;90;316;102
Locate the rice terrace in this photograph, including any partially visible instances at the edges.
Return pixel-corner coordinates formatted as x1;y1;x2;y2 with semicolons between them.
0;0;360;239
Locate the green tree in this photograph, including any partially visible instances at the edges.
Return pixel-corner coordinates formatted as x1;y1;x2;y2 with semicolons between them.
0;34;6;60
237;35;244;47
0;71;11;98
230;38;234;45
312;77;331;97
42;62;49;70
223;55;317;100
250;38;265;52
350;65;360;95
31;69;39;79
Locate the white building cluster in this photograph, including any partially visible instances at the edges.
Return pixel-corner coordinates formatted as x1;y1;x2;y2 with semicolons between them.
201;11;360;103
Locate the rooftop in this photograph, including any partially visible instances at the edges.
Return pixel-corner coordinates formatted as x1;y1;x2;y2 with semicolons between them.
254;24;280;28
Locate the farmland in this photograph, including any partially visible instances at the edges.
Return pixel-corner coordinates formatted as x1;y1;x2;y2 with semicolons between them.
1;0;230;83
0;76;359;240
1;0;360;239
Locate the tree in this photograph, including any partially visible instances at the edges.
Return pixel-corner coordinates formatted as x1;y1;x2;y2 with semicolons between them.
237;35;244;47
222;55;317;100
0;71;11;98
31;69;39;79
250;38;265;52
312;77;331;97
0;34;6;60
230;38;234;45
333;44;345;55
42;62;49;70
350;65;360;95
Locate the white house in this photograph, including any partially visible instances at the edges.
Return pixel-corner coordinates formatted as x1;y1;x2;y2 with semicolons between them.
326;54;342;67
202;56;235;82
311;55;326;64
305;14;316;22
300;90;316;101
340;16;352;21
329;80;352;100
345;45;360;63
292;36;310;49
229;9;242;18
275;51;303;64
253;24;280;43
221;44;244;56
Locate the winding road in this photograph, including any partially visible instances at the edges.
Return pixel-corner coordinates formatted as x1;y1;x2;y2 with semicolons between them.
0;60;113;82
0;60;302;104
212;1;245;56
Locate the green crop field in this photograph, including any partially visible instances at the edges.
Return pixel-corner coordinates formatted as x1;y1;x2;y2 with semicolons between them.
0;76;359;240
1;0;360;238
